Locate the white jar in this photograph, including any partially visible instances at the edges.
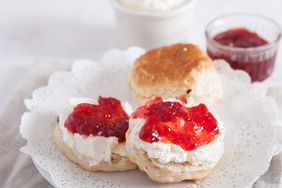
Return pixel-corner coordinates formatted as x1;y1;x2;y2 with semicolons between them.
111;0;197;49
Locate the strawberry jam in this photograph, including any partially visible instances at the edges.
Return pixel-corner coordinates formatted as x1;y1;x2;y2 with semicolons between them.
213;28;268;48
132;97;219;151
64;96;129;142
207;28;277;82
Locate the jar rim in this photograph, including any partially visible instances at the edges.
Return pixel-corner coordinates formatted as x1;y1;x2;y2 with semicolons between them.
111;0;197;18
205;13;282;53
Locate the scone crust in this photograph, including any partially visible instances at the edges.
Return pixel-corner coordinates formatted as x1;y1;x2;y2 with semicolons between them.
54;127;137;172
130;43;213;87
129;43;222;105
126;126;224;183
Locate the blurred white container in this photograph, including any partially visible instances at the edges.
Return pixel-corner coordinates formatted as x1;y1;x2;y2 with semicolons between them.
111;0;197;49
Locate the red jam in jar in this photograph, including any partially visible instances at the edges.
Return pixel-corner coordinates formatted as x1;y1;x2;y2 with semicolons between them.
132;97;219;151
64;96;129;142
213;28;268;47
207;28;277;82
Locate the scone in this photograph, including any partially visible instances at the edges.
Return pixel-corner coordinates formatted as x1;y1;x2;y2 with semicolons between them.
129;43;223;105
54;97;137;172
126;97;224;183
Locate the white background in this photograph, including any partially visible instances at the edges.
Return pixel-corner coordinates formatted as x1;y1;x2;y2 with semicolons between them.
0;0;281;107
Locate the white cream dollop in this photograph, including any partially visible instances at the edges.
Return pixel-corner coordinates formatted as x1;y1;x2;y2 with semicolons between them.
128;98;224;165
59;98;132;166
118;0;186;12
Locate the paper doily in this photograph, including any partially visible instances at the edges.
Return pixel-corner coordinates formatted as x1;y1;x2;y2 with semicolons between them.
20;47;282;188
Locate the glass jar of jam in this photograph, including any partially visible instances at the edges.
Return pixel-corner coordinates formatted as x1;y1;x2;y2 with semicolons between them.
205;13;281;82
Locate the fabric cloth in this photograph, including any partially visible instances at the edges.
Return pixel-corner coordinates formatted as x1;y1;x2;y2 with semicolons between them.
0;63;281;188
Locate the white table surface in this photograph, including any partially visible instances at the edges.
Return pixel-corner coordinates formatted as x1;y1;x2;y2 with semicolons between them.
0;0;281;109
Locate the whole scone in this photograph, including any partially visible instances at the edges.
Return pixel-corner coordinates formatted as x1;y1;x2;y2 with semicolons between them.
130;43;222;105
126;97;224;183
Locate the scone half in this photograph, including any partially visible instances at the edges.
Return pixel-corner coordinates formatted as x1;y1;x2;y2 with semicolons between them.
55;97;137;172
54;127;136;172
126;97;224;183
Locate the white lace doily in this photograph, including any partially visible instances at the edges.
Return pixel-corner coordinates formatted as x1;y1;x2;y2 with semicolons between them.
20;47;282;188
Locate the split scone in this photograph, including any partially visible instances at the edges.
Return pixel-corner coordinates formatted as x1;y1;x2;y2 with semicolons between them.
54;97;137;172
129;43;223;105
126;97;224;183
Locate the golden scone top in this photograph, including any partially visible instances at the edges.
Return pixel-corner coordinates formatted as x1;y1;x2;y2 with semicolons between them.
131;43;213;87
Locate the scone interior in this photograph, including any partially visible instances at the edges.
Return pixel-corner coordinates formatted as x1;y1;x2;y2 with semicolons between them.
126;97;224;183
130;43;223;105
55;97;137;172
